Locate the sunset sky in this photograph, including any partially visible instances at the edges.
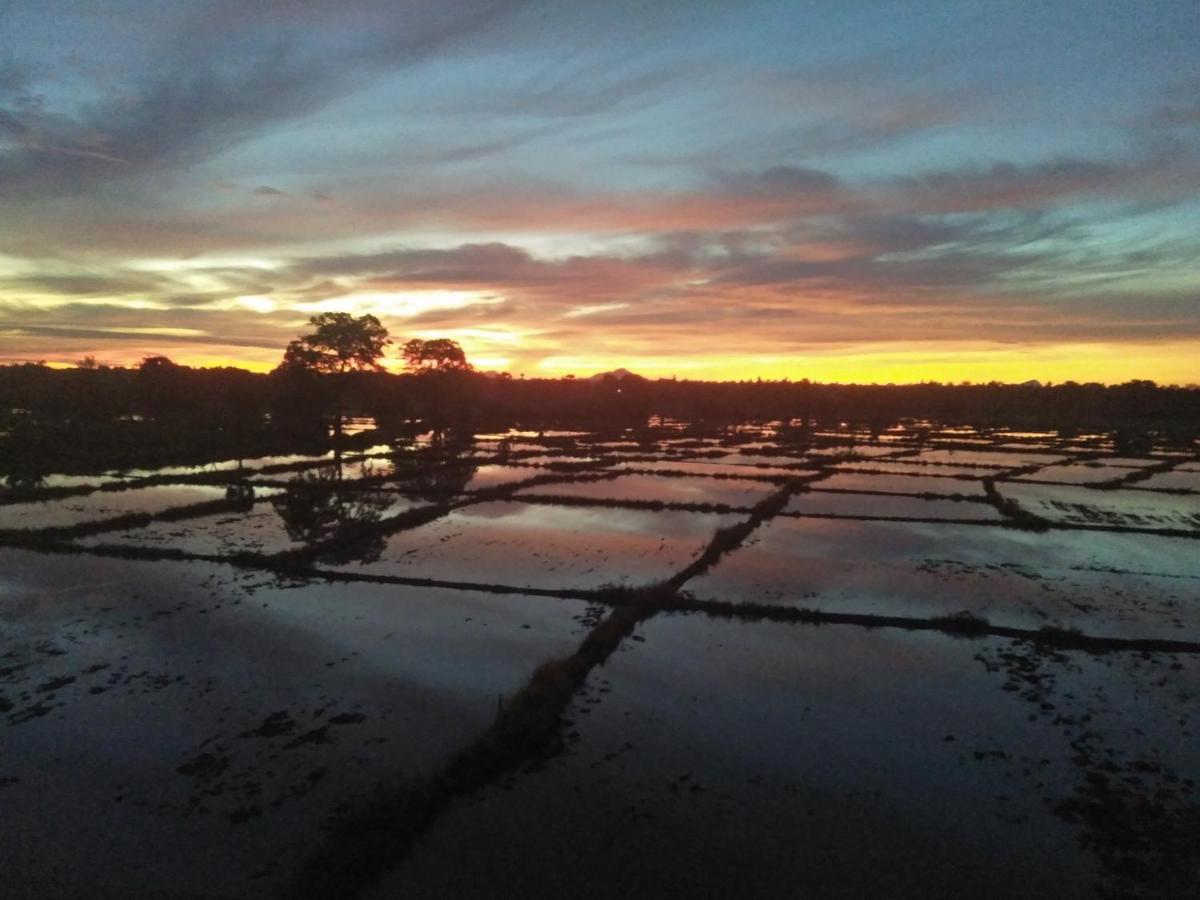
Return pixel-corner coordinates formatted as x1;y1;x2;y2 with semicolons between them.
1;1;1198;383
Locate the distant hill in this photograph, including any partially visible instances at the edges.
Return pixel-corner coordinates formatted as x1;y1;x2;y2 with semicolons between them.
588;368;641;382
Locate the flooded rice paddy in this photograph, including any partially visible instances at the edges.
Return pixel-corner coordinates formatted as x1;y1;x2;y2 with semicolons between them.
1;421;1197;897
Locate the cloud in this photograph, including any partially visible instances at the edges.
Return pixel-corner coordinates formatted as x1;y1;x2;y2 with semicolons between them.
888;155;1200;213
9;273;165;296
0;1;533;201
2;2;1198;378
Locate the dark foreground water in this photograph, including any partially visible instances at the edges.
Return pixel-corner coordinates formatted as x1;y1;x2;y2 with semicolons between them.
2;421;1197;898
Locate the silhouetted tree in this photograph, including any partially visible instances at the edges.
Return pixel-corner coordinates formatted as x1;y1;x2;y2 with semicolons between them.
401;338;472;373
137;355;188;422
279;313;390;437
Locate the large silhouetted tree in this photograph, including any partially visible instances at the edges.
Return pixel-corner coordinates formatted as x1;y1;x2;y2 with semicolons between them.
401;338;472;373
280;313;390;437
284;313;390;375
137;355;188;421
399;338;477;428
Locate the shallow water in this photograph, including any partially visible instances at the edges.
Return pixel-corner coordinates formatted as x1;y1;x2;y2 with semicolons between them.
997;481;1200;530
786;489;1003;520
2;422;1196;897
79;491;427;557
0;484;234;531
910;448;1068;468
614;458;799;478
332;501;738;590
834;460;1005;477
812;470;987;496
1;473;118;492
516;473;775;507
1136;469;1200;492
686;515;1200;636
0;549;594;898
1011;463;1129;484
456;464;555;492
710;451;810;467
375;613;1199;898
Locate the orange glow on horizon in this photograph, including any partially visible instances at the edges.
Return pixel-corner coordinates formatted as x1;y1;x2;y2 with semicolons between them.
17;339;1199;387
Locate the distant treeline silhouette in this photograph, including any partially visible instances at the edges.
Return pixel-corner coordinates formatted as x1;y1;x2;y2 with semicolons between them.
1;359;1197;478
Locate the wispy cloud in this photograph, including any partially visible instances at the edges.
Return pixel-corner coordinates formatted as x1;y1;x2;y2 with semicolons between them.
2;1;1198;380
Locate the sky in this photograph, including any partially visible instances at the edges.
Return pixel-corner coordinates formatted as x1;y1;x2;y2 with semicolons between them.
1;0;1198;383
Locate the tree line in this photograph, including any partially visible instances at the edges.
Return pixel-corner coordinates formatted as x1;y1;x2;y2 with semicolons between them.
1;312;1198;478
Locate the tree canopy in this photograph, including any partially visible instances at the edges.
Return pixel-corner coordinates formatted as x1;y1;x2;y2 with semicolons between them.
279;313;390;375
401;338;472;373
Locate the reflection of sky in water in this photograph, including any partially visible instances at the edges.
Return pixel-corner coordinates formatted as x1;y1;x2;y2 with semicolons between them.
811;445;900;458
814;472;986;496
912;449;1068;467
835;461;1003;478
998;482;1200;529
342;501;737;589
0;548;589;895
1136;470;1200;492
388;614;1174;898
9;474;117;490
689;516;1199;636
110;452;338;479
616;460;798;478
454;500;731;538
80;490;422;556
1012;464;1128;485
518;474;773;507
458;465;546;492
711;452;809;467
785;492;1001;520
512;454;601;466
0;484;233;531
